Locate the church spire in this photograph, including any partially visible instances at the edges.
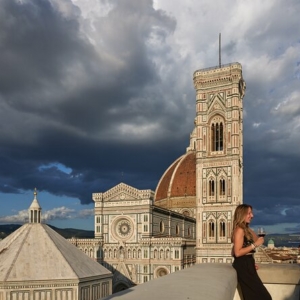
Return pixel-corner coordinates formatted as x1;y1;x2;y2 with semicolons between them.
29;188;42;223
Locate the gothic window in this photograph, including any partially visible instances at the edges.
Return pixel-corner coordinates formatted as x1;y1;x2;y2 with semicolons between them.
208;220;215;238
154;249;158;259
175;250;180;259
211;122;223;151
209;179;215;196
160;249;164;259
166;249;170;258
219;220;226;237
144;249;148;258
219;179;226;196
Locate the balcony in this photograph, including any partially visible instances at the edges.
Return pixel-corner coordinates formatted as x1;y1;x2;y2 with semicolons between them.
102;263;300;300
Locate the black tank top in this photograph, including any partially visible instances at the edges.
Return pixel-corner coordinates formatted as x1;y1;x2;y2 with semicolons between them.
243;235;255;253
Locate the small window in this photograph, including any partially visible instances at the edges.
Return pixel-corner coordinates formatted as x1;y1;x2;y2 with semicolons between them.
159;221;165;233
219;179;226;196
209;179;215;196
220;221;226;237
209;220;215;238
176;224;180;235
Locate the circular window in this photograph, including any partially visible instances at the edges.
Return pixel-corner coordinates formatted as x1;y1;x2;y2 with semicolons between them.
112;217;134;240
155;267;170;278
182;210;190;217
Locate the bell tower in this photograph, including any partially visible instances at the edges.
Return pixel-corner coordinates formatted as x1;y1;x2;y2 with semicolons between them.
193;63;245;263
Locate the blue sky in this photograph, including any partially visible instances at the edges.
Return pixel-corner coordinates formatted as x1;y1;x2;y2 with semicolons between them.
0;0;300;234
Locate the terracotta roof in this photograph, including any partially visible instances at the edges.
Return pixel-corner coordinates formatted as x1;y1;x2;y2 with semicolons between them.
155;151;196;202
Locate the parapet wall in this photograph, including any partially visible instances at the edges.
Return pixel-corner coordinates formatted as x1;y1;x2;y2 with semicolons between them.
234;264;300;300
103;263;300;300
103;264;237;300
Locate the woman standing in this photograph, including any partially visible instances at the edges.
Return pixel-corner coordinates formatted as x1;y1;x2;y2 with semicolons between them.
231;204;272;300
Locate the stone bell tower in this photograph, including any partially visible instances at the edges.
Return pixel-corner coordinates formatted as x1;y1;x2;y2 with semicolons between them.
193;63;245;263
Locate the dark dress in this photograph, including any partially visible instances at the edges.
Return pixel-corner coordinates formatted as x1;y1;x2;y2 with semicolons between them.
232;236;272;300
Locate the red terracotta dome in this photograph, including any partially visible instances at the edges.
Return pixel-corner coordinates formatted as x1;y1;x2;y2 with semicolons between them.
154;150;196;217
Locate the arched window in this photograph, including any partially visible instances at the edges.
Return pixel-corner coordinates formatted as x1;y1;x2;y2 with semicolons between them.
211;122;223;151
208;220;215;238
219;179;226;196
166;249;170;259
219;220;226;237
209;179;215;196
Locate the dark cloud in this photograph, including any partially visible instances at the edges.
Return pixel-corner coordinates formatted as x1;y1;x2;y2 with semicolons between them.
0;0;186;205
0;0;299;232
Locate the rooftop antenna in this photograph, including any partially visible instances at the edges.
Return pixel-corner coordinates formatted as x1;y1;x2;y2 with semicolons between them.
219;33;221;67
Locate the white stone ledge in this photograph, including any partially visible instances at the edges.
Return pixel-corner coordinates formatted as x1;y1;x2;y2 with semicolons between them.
103;264;237;300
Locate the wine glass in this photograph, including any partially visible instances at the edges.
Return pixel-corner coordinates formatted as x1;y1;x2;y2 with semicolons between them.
257;227;266;238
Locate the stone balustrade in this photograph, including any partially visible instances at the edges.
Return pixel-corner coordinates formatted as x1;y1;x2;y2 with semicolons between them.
102;263;300;300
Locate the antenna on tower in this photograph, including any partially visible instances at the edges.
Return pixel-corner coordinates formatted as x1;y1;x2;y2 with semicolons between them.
219;33;221;67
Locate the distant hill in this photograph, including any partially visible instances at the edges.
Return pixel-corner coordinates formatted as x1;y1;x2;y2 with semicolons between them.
265;233;300;248
0;224;94;239
0;224;299;247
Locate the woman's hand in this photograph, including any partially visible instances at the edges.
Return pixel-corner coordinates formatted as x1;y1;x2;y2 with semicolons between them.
255;237;264;247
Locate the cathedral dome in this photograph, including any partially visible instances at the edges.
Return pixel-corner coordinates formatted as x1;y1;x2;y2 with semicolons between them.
154;150;196;217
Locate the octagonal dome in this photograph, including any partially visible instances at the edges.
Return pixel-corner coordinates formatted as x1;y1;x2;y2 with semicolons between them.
154;150;196;217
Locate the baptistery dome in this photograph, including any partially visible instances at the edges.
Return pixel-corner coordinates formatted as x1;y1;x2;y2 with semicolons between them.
154;128;197;217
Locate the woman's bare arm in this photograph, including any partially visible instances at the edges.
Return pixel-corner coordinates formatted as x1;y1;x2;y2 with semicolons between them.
233;227;256;257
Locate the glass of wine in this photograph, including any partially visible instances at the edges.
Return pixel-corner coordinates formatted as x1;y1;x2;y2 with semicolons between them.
257;227;266;238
